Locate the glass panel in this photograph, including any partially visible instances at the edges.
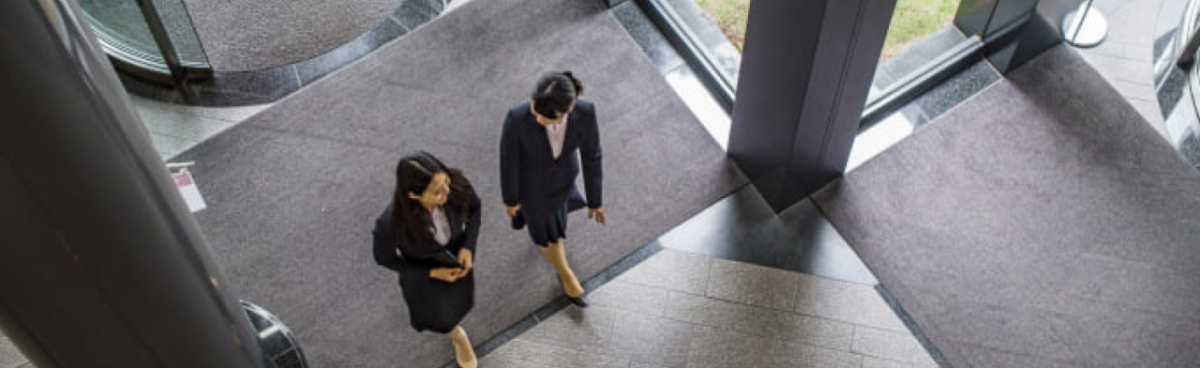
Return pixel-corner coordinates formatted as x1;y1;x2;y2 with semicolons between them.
657;0;744;87
870;0;965;101
1153;0;1198;88
693;0;748;52
153;0;209;68
1163;0;1200;157
78;0;165;68
78;0;210;74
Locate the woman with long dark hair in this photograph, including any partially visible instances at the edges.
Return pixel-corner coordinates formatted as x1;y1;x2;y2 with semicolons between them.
373;151;480;368
499;71;605;306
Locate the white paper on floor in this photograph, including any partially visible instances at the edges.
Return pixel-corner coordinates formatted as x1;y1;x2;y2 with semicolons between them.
172;169;207;213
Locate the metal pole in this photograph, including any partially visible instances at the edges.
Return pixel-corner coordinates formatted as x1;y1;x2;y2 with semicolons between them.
1070;0;1092;41
135;0;189;81
1062;0;1107;48
0;0;265;367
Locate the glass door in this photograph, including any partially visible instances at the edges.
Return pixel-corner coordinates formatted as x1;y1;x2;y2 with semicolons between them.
78;0;211;82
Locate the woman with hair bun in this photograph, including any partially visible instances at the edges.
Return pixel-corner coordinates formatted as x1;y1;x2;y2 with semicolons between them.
499;71;605;307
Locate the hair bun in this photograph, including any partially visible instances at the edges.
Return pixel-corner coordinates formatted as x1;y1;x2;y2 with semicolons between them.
561;71;583;96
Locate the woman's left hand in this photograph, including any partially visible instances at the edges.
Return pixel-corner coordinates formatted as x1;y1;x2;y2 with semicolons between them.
587;207;606;226
457;248;473;274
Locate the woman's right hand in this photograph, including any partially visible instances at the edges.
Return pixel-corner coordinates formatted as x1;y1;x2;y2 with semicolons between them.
505;204;521;218
429;267;463;283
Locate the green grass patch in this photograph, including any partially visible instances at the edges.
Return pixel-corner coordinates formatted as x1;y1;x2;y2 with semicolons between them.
694;0;958;60
695;0;750;51
881;0;959;61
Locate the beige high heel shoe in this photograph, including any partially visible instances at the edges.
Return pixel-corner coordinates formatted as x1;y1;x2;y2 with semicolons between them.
448;326;477;368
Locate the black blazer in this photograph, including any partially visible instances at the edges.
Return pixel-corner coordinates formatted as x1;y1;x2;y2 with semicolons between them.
499;99;602;218
372;194;481;280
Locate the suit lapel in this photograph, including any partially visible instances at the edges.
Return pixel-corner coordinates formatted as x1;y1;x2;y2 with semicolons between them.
562;110;581;153
525;113;554;160
445;207;463;243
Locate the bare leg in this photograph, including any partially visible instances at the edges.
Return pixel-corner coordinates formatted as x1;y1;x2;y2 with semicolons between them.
540;238;584;297
445;326;476;368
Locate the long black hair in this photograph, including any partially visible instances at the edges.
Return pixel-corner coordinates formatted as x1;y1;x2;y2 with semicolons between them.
531;71;583;118
391;151;476;254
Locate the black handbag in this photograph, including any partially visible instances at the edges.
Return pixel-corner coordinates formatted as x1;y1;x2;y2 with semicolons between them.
410;248;463;268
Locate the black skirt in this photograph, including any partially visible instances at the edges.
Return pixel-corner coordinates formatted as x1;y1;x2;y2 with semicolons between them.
521;188;587;246
524;202;569;246
398;268;474;333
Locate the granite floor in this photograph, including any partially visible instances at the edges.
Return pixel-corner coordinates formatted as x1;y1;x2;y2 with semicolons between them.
0;249;923;368
1074;0;1168;137
478;248;937;368
130;95;270;159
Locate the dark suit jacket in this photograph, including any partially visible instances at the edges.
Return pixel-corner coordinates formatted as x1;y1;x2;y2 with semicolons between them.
371;195;481;332
372;195;481;279
500;99;602;221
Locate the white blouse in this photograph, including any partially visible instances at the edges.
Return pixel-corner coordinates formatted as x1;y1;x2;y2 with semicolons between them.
545;117;569;159
431;206;451;246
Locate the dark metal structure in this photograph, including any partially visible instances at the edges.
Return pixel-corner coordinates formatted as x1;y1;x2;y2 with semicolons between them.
726;0;896;212
0;0;278;367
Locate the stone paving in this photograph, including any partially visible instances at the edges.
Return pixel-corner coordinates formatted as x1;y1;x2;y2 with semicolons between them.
1074;0;1168;138
130;95;269;160
0;249;934;368
480;249;937;368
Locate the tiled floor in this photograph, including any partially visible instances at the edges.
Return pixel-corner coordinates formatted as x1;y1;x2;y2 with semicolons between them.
479;249;937;368
1074;0;1168;138
655;185;876;285
130;95;270;159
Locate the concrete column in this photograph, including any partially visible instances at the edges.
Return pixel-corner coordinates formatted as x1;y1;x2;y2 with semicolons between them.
728;0;896;212
0;0;264;367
